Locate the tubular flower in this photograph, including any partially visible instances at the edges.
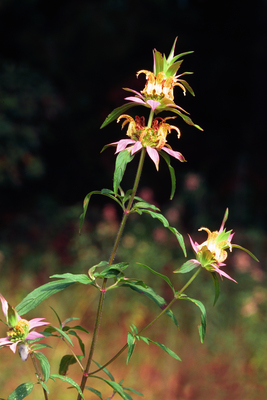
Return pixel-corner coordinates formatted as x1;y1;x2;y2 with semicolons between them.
0;294;49;356
107;114;185;170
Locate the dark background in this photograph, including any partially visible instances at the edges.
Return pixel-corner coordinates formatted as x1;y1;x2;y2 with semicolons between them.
0;0;266;229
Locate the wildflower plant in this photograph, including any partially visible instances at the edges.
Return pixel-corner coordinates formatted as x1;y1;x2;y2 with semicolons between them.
0;38;258;400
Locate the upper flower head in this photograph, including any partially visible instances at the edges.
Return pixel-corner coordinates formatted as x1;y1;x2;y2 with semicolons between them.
100;38;202;132
106;114;186;170
0;294;49;355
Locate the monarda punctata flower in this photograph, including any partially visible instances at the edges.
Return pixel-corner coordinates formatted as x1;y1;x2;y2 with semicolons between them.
175;209;259;283
106;114;186;170
0;294;49;357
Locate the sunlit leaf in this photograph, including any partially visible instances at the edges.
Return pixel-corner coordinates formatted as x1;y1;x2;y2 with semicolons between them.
173;260;200;274
7;383;35;400
126;331;136;364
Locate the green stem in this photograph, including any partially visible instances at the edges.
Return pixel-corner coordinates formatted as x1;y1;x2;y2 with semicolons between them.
88;267;202;376
77;111;154;398
30;352;48;400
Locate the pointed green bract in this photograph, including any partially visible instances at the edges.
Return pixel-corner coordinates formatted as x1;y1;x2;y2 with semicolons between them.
7;383;35;400
174;259;200;274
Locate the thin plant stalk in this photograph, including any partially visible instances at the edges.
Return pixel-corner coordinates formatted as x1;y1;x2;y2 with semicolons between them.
77;110;154;398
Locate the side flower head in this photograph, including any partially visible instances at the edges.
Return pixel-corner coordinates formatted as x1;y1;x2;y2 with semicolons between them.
185;209;259;283
0;294;49;358
106;114;186;170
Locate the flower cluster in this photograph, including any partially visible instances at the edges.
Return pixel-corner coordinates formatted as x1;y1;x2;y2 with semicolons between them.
185;209;258;282
109;115;186;170
101;37;202;172
0;294;49;359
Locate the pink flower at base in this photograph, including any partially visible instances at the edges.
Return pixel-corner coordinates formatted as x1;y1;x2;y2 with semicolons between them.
106;114;186;170
0;294;49;355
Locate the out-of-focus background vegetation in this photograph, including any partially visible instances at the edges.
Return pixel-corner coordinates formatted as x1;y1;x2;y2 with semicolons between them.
0;0;266;399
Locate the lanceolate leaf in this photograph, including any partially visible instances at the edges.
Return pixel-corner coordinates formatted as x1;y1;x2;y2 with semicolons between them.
146;338;181;361
100;102;138;129
158;151;176;200
93;360;114;381
126;331;136;364
85;387;103;400
210;271;220;306
50;273;93;285
120;281;178;327
180;296;207;343
231;244;259;262
59;355;77;375
79;189;122;233
7;383;35;400
49;375;84;399
113;150;134;195
34;352;50;382
16;279;76;315
90;377;128;400
137;263;175;295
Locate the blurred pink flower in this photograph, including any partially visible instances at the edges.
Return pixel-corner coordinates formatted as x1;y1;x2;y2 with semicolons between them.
0;294;49;354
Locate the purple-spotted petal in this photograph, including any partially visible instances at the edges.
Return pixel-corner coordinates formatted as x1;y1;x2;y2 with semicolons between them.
211;264;237;283
146;100;161;111
146;146;159;170
162;147;186;162
131;141;142;155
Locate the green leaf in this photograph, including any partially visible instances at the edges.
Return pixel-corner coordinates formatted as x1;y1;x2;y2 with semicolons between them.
50;375;84;399
91;377;128;400
154;49;164;75
85;387;103;400
126;331;136;364
100;102;138;129
79;189;123;233
113;150;134;195
147;338;181;361
122;387;143;397
7;383;35;400
132;201;160;212
59;355;77;375
92;360;114;381
181;296;206;343
137;263;175;295
120;281;178;327
66;330;86;355
168;226;187;257
30;344;52;351
210;271;220;306
158;151;176;200
16;280;75;315
50;273;93;285
164;107;203;130
50;306;62;327
34;352;50;382
49;326;74;346
173;260;200;274
231;244;259;262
